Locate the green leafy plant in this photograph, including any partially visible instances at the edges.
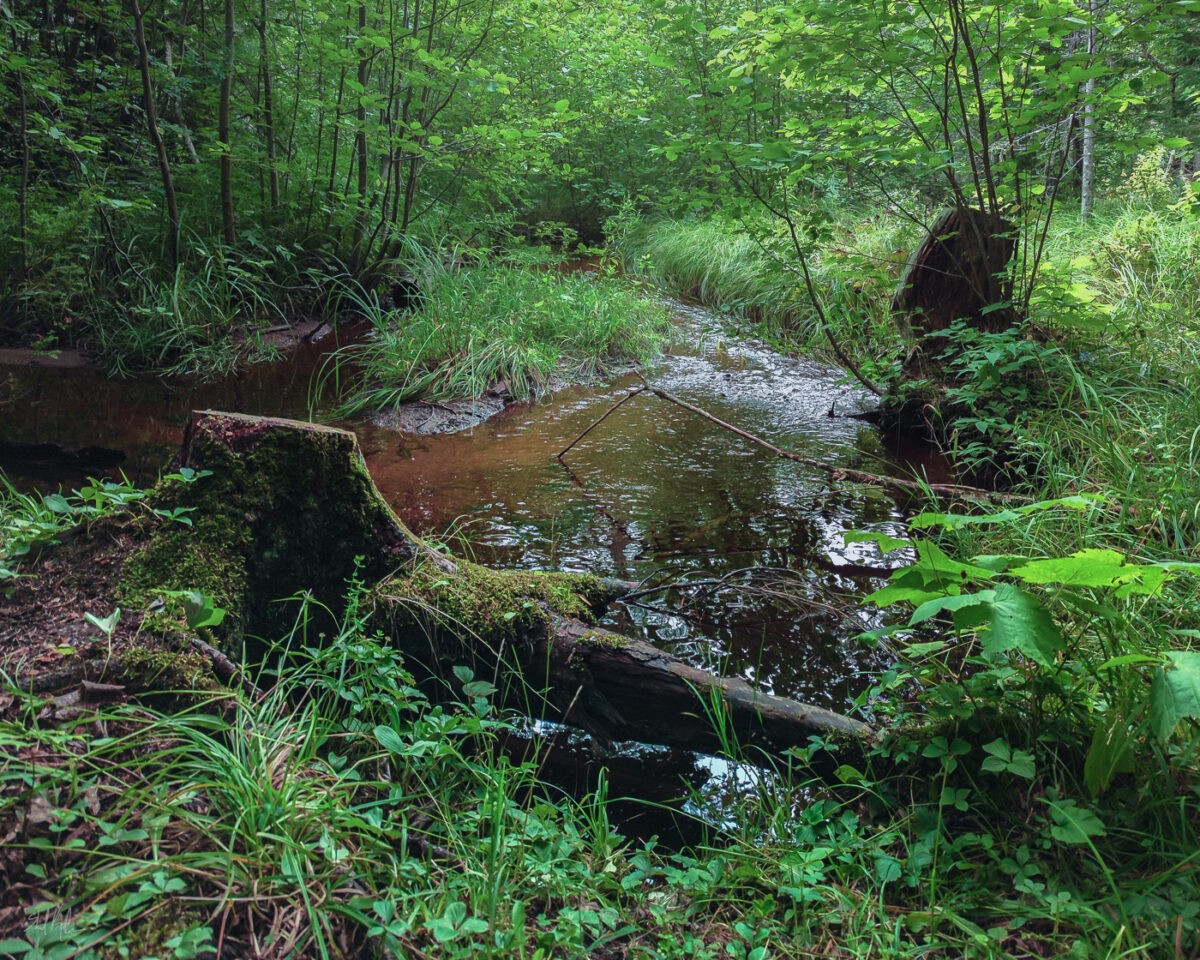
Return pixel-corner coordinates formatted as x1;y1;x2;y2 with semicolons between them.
854;496;1200;794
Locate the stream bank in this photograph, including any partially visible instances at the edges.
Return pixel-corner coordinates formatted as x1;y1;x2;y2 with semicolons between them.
2;295;941;710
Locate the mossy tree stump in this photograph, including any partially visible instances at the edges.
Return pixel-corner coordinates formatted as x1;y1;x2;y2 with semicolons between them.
111;410;870;760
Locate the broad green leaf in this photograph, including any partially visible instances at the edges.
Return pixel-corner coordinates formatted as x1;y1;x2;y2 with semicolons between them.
981;583;1064;666
1046;799;1106;844
844;530;909;554
1149;652;1200;741
864;582;942;607
908;590;995;627
874;856;902;883
85;608;121;637
374;725;408;754
1113;565;1169;597
914;541;997;585
909;509;1019;530
1007;549;1130;587
981;739;1036;778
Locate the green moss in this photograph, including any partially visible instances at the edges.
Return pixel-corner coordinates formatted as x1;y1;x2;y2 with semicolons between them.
574;628;630;650
110;645;223;711
118;415;419;657
382;559;605;645
119;521;248;630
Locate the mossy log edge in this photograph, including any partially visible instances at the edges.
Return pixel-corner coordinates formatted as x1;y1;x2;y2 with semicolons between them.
129;410;873;760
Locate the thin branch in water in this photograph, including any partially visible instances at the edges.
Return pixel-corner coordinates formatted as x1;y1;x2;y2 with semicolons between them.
633;371;1022;503
558;385;645;459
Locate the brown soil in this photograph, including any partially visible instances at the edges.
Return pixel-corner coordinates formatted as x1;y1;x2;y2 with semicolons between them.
0;516;159;691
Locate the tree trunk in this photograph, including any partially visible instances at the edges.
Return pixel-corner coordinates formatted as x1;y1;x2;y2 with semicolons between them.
131;0;181;265
350;0;370;270
15;50;30;278
891;205;1017;377
257;0;280;217
1080;0;1097;222
166;38;201;164
219;0;235;246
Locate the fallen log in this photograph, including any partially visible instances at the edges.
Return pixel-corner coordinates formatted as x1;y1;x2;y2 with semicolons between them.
373;560;870;760
5;410;873;763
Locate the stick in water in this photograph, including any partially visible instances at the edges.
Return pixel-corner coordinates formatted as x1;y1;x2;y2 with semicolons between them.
632;371;1018;502
557;384;646;459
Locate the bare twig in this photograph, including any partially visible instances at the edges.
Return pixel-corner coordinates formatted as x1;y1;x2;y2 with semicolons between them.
634;372;1021;503
189;635;265;701
557;385;645;459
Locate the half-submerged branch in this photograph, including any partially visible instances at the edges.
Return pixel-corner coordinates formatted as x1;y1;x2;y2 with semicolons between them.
632;372;1018;503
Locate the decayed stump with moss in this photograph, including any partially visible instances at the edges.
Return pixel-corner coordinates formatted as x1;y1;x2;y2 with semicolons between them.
10;410;870;759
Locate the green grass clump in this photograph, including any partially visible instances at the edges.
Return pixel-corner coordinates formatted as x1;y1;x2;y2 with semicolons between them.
329;262;673;414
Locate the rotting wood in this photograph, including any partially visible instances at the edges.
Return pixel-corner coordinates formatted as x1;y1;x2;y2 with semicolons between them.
633;372;1022;503
6;410;873;766
891;206;1018;378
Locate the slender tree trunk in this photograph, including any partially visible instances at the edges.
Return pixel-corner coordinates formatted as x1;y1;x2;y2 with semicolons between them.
351;0;370;271
324;15;350;234
219;0;236;245
1080;0;1097;221
165;38;201;164
15;55;31;277
306;57;325;234
257;0;280;217
281;0;304;202
131;0;181;266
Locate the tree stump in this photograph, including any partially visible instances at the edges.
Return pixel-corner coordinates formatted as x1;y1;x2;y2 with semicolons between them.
892;205;1017;377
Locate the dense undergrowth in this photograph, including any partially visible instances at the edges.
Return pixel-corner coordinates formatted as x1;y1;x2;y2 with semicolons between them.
3;493;1200;959
4;201;1200;958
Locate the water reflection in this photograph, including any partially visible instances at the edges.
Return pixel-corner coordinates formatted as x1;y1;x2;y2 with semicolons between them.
357;302;911;711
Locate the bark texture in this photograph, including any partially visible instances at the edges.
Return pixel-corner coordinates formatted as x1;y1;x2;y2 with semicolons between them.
892;206;1017;377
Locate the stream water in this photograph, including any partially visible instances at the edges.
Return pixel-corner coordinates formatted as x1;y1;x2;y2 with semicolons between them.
2;295;943;838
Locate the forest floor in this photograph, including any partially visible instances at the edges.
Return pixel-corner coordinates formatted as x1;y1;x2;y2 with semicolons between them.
3;209;1200;959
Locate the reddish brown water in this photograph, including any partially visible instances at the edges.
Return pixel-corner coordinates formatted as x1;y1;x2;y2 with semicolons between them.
2;300;935;715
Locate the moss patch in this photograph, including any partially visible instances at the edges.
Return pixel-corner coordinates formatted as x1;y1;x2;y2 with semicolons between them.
574;628;630;650
380;559;605;647
117;413;421;658
115;644;221;695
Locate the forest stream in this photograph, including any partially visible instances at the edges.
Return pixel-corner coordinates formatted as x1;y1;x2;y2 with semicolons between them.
2;295;945;839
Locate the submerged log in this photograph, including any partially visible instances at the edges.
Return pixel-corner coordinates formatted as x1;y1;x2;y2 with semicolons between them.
136;411;872;758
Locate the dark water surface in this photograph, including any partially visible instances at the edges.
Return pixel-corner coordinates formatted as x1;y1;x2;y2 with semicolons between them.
1;301;933;711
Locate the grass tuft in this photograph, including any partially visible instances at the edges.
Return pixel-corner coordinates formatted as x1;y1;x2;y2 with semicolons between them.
326;262;673;414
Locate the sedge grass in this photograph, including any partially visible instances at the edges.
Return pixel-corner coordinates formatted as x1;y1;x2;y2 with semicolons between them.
326;263;673;415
